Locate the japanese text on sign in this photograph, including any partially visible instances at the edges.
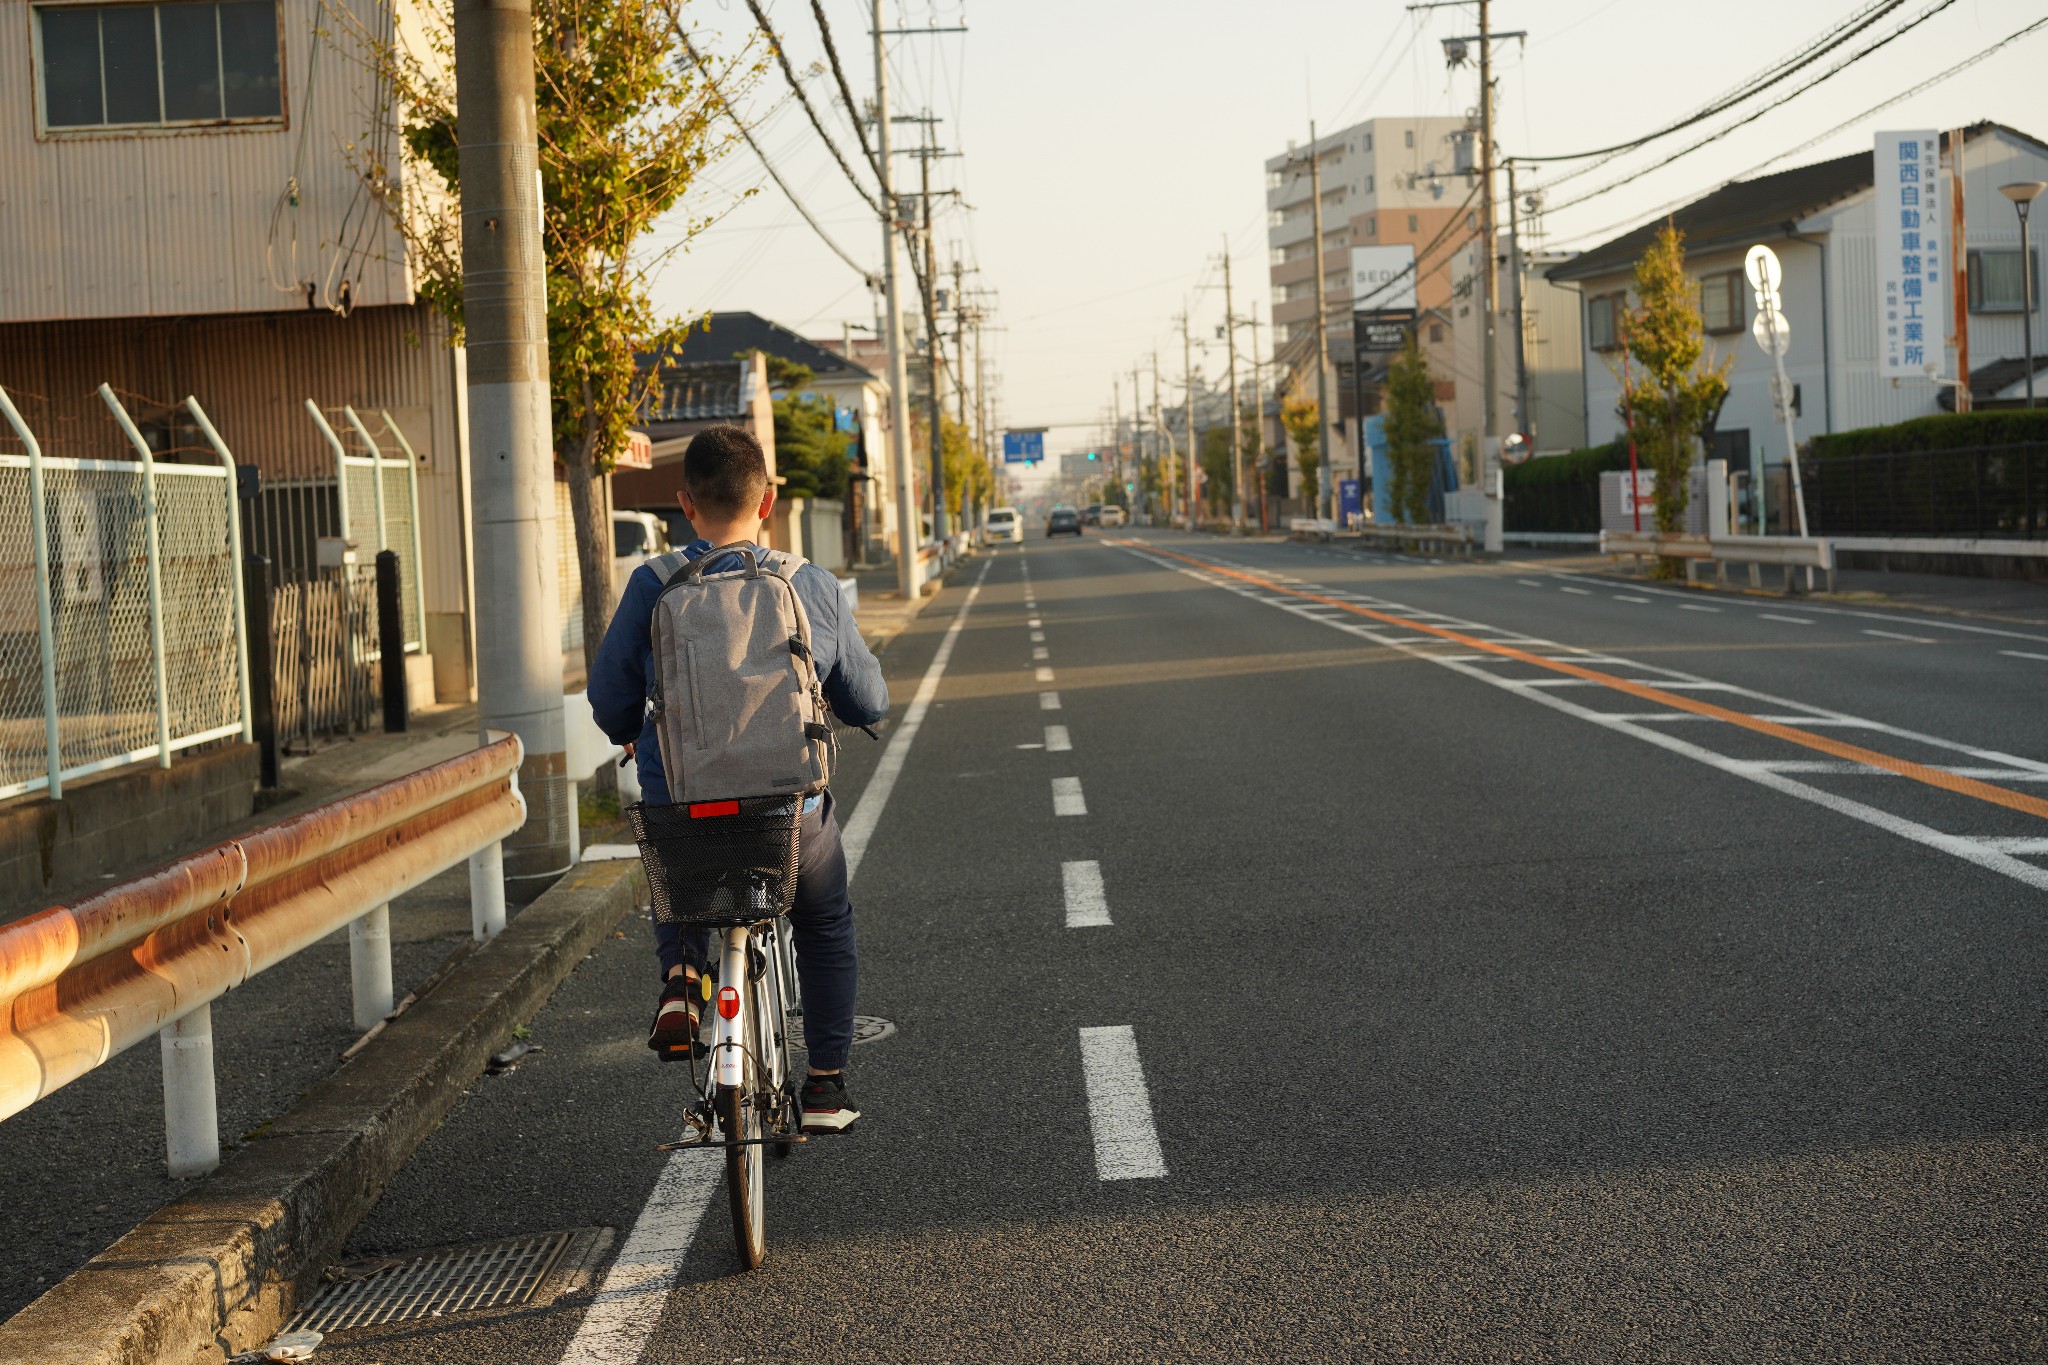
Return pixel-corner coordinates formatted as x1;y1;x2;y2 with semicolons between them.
1874;130;1947;379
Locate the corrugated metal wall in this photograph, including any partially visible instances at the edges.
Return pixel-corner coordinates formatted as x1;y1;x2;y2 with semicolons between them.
0;0;413;322
0;303;469;620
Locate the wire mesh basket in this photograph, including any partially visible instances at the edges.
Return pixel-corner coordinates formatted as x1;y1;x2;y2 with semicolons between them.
626;798;802;926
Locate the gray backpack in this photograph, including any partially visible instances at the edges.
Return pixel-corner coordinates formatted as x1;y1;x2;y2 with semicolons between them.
645;543;835;803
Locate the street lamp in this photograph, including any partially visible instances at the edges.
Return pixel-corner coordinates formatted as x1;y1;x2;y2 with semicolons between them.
1999;180;2046;409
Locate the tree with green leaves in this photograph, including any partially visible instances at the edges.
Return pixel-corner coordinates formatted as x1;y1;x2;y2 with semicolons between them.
1382;332;1442;525
1280;387;1319;510
1623;221;1731;575
755;354;850;502
1198;425;1235;515
345;0;752;671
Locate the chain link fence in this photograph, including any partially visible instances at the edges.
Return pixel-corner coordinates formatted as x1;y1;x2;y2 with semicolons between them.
1777;443;2048;540
0;386;249;801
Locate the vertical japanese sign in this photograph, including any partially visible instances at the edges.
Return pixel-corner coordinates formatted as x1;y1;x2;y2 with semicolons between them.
1875;130;1947;378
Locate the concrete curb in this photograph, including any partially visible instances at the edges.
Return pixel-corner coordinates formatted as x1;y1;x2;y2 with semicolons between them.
0;857;645;1365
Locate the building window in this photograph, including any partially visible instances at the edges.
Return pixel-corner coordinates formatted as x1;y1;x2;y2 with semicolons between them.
1322;230;1345;250
1587;292;1627;352
1365;216;1377;238
1364;132;1373;152
1698;270;1743;334
1404;129;1414;149
1266;169;1283;190
1270;246;1285;267
1364;174;1374;194
1968;248;2041;313
36;0;282;130
1429;323;1444;342
1269;208;1285;228
1407;214;1418;232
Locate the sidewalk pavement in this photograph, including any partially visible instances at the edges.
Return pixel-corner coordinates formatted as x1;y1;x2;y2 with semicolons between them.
850;554;951;654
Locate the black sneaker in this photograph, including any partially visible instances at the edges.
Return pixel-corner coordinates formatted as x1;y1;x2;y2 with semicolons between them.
648;974;704;1060
800;1073;862;1133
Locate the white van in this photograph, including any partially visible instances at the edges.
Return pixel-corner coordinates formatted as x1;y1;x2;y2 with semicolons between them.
986;506;1025;544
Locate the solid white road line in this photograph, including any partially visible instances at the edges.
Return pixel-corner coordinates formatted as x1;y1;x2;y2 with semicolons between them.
1053;776;1087;816
1063;860;1110;928
1972;836;2048;854
555;1147;723;1365
1863;629;1937;643
841;558;991;882
2001;650;2048;663
1077;1026;1166;1180
1045;725;1073;752
1039;690;1062;710
1035;665;1055;682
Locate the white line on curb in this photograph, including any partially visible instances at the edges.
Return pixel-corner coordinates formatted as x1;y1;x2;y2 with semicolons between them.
1053;776;1087;816
1039;690;1062;710
1063;860;1110;928
1045;725;1072;752
1077;1026;1165;1180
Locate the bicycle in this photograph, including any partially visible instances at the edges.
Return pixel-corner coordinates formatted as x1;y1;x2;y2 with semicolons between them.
630;797;808;1269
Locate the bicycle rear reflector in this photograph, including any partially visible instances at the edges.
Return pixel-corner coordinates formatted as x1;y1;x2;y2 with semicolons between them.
689;800;742;818
717;986;742;1019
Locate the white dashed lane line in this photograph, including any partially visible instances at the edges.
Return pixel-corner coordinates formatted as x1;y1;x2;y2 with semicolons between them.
1062;860;1110;928
1076;1026;1166;1181
1760;614;1815;625
1032;647;1049;660
2002;650;2048;663
1045;725;1072;752
1039;690;1062;710
1561;587;1592;596
1864;629;1937;643
1052;776;1087;816
1035;666;1055;683
1680;604;1720;612
1614;595;1650;604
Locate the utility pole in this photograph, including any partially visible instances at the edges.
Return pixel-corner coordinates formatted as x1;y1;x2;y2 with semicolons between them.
1223;239;1244;531
1247;304;1263;529
1152;351;1171;521
1478;0;1498;462
1181;310;1197;528
873;1;919;596
453;0;566;885
1306;121;1334;521
1506;159;1531;442
917;123;948;543
1131;365;1144;518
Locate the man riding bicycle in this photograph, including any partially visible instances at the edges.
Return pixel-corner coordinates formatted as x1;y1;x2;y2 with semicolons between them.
590;424;889;1132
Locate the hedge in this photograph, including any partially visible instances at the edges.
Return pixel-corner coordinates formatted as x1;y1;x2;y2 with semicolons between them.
1503;441;1629;532
1806;409;2048;461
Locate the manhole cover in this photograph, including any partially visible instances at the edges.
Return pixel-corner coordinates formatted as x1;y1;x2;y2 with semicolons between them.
288;1228;610;1333
788;1015;897;1049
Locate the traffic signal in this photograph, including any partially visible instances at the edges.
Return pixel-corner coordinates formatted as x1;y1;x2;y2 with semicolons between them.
1087;451;1098;460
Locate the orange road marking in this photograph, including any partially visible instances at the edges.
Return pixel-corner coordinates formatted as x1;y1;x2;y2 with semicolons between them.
1138;542;2048;824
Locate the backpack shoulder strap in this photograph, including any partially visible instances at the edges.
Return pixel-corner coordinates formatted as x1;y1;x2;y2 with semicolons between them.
646;550;690;585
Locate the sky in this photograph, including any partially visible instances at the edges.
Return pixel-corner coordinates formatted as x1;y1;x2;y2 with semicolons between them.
651;0;2048;469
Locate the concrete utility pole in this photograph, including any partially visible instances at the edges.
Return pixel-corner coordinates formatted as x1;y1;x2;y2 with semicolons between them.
1506;159;1531;441
917;127;948;543
1306;121;1334;521
1247;304;1263;529
873;1;919;596
1181;310;1197;528
1949;128;1971;412
1477;0;1498;457
1132;365;1144;517
1152;351;1171;519
1223;239;1244;531
452;0;566;884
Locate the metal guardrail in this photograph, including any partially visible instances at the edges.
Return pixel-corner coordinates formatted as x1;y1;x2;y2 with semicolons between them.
1600;530;1833;593
0;734;525;1176
1353;523;1476;557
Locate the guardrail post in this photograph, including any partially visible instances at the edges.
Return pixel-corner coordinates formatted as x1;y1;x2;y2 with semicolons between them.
99;385;173;769
160;1005;220;1178
376;549;408;732
244;554;279;787
349;904;394;1030
470;842;506;941
1;388;64;799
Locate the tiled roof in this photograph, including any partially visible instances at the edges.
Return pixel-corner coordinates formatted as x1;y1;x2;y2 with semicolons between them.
670;312;879;383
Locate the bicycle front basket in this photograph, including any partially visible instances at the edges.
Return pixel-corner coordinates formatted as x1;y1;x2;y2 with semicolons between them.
627;797;802;926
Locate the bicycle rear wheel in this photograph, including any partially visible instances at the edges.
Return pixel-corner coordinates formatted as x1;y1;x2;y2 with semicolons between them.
719;1079;765;1268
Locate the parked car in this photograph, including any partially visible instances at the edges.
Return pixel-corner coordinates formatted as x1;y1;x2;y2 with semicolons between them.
613;510;670;560
1047;506;1083;537
987;506;1025;544
1081;502;1104;526
1097;505;1128;527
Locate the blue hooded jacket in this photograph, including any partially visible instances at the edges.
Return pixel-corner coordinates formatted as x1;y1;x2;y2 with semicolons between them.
589;541;890;806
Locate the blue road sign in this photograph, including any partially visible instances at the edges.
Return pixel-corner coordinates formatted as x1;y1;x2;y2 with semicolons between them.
1002;430;1045;463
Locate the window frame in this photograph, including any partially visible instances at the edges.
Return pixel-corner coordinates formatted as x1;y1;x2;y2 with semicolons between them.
1698;269;1744;335
31;0;287;138
1967;247;2041;315
1588;291;1627;353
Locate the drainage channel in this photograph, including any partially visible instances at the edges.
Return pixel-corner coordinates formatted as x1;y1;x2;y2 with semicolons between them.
289;1227;613;1334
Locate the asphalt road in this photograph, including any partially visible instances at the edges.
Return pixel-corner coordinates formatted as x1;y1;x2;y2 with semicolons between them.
303;533;2044;1363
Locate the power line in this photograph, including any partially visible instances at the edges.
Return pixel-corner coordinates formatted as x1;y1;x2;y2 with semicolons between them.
808;0;881;180
1517;0;1907;164
672;15;875;283
742;0;881;215
1546;10;2048;252
1535;0;1962;217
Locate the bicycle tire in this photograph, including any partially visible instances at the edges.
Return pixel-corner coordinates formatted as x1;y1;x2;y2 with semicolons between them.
720;1079;765;1268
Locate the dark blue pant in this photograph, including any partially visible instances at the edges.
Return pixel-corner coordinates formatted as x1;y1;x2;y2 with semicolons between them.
653;791;859;1071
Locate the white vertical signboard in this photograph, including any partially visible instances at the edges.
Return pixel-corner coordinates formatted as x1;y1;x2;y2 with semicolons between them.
1874;130;1947;379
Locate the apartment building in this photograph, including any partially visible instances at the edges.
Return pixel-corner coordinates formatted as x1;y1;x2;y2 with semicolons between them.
1263;116;1470;497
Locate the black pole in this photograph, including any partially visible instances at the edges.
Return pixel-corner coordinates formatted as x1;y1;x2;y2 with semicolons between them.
376;549;408;733
243;554;278;787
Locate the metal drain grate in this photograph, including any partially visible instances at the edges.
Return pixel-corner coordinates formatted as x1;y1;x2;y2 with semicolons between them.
290;1230;583;1333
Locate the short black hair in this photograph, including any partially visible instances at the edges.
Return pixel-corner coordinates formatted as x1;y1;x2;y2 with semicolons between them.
681;424;769;518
